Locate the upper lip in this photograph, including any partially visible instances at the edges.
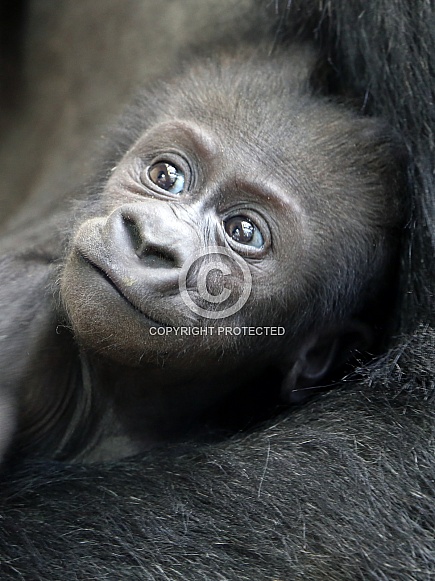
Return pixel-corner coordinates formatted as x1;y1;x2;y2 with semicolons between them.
80;253;168;327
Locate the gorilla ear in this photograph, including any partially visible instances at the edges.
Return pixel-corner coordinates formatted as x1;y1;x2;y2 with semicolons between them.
281;323;372;404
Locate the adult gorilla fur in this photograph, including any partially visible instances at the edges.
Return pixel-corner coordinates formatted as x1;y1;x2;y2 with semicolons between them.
0;1;434;579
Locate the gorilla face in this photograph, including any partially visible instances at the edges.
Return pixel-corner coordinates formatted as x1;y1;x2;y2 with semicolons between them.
61;51;403;388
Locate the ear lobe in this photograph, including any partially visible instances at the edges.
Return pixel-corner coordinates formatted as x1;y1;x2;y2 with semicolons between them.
281;322;372;404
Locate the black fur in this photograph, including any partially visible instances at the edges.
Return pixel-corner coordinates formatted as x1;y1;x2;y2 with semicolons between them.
0;1;434;579
1;328;434;580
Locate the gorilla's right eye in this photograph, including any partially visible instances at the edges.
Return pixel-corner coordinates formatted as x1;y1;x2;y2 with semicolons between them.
146;161;185;194
224;216;264;248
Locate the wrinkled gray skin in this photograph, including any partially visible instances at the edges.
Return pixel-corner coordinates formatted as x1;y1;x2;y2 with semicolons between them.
0;42;403;463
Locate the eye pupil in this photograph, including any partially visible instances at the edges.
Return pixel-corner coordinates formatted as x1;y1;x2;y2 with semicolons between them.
157;170;168;184
150;163;177;189
229;219;254;243
147;161;185;194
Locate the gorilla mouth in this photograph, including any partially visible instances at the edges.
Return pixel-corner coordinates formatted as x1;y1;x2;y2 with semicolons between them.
80;254;168;327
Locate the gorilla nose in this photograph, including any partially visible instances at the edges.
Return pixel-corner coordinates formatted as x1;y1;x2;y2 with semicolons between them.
83;202;199;304
123;216;178;269
118;202;195;269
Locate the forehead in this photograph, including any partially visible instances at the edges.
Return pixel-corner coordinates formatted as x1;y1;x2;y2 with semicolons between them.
163;75;354;184
132;59;384;217
161;87;390;227
130;117;305;216
180;99;345;208
167;57;325;144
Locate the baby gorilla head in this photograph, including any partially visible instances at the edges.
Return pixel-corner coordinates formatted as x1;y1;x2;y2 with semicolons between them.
60;45;405;448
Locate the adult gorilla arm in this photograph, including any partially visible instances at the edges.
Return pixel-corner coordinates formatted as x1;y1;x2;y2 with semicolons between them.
278;0;435;326
1;328;434;580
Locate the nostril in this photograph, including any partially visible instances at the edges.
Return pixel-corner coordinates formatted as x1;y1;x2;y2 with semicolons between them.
122;216;177;268
123;217;142;252
139;244;176;268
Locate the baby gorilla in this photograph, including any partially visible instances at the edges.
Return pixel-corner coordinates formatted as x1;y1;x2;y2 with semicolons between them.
0;45;404;462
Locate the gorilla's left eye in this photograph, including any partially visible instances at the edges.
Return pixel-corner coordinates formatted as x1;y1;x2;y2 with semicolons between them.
224;216;264;248
147;161;185;194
